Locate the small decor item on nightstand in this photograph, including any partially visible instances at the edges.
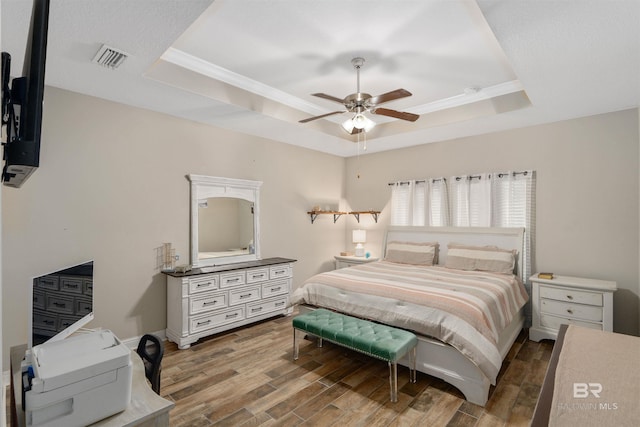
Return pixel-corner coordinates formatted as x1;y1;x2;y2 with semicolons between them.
537;272;554;280
352;229;366;257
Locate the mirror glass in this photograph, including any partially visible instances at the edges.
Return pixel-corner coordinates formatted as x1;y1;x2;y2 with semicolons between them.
190;175;262;267
198;197;255;259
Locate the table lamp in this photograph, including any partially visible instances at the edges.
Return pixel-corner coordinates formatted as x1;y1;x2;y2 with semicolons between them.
352;229;366;257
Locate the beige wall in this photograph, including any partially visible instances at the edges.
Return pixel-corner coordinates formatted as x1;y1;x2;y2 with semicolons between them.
1;87;346;366
2;86;638;368
344;108;640;336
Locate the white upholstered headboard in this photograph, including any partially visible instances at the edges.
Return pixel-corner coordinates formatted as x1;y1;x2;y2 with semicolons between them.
382;226;525;279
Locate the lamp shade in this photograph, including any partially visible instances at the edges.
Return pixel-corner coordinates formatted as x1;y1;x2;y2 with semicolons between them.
352;229;366;243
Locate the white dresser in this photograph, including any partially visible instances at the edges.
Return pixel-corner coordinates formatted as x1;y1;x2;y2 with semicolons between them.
529;273;616;342
165;257;296;349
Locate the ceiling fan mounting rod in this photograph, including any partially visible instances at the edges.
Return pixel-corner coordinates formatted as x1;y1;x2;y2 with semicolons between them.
352;57;365;95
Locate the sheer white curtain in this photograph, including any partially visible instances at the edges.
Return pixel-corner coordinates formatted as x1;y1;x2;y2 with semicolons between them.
449;174;491;226
390;180;427;226
428;178;449;226
491;170;536;326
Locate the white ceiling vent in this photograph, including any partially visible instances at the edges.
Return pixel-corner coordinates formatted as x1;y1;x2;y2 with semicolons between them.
92;44;129;69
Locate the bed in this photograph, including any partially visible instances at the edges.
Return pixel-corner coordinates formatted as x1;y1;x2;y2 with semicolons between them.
531;324;640;426
290;226;528;406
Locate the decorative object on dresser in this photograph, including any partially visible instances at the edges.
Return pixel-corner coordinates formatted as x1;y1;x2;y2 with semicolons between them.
334;254;379;269
165;258;296;349
529;273;616;342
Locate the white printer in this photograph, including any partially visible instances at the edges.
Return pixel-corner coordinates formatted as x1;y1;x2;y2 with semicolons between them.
23;329;132;427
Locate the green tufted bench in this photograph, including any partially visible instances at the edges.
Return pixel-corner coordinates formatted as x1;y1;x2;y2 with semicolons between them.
292;308;417;402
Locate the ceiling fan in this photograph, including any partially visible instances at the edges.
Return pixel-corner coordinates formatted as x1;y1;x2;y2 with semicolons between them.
299;57;420;134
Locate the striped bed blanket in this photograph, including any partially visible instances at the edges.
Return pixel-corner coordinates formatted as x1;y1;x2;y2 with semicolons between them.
290;261;528;383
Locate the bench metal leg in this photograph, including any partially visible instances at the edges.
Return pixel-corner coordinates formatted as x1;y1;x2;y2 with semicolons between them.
409;346;417;383
389;361;398;403
293;328;300;360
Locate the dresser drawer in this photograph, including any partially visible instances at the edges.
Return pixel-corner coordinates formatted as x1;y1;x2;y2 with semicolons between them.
539;285;602;306
36;275;59;291
33;289;45;310
33;309;58;331
59;314;82;330
246;296;288;318
190;292;227;315
540;313;603;331
246;268;269;283
189;275;219;294
60;276;83;294
540;298;603;322
46;294;75;315
83;279;93;296
190;307;244;333
262;280;289;298
220;272;246;288
229;285;261;305
270;265;291;279
75;296;92;316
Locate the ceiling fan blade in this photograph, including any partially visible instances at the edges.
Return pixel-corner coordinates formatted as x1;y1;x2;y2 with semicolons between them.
311;93;346;104
368;88;412;106
298;110;345;123
372;108;420;122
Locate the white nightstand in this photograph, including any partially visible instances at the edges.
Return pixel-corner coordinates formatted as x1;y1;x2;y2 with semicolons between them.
529;273;617;342
334;255;379;269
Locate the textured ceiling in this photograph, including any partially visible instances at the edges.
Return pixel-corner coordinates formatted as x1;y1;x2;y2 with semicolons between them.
2;0;639;157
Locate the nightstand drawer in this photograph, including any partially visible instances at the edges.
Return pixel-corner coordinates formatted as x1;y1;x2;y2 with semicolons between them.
539;285;603;306
540;313;603;331
540;298;603;322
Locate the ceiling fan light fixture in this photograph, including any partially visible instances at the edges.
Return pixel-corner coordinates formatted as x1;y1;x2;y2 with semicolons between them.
342;113;375;134
342;118;355;134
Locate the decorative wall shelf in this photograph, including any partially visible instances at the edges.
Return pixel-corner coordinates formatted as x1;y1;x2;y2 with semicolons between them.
350;211;381;223
307;210;381;224
307;211;346;224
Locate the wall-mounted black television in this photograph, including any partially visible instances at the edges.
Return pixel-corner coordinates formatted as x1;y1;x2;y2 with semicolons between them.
1;0;50;188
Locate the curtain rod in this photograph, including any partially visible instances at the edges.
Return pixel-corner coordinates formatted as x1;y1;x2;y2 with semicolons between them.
388;171;530;186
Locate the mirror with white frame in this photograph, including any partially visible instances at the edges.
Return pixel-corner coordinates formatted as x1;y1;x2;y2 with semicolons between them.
189;175;262;267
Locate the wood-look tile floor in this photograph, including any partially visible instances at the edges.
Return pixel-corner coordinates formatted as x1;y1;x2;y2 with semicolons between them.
160;312;553;427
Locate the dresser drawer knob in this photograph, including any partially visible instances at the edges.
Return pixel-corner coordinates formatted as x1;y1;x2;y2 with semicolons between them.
567;309;573;314
271;287;281;292
197;319;211;326
203;300;217;306
566;295;573;300
197;282;212;288
226;313;239;319
251;307;263;313
240;293;252;299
